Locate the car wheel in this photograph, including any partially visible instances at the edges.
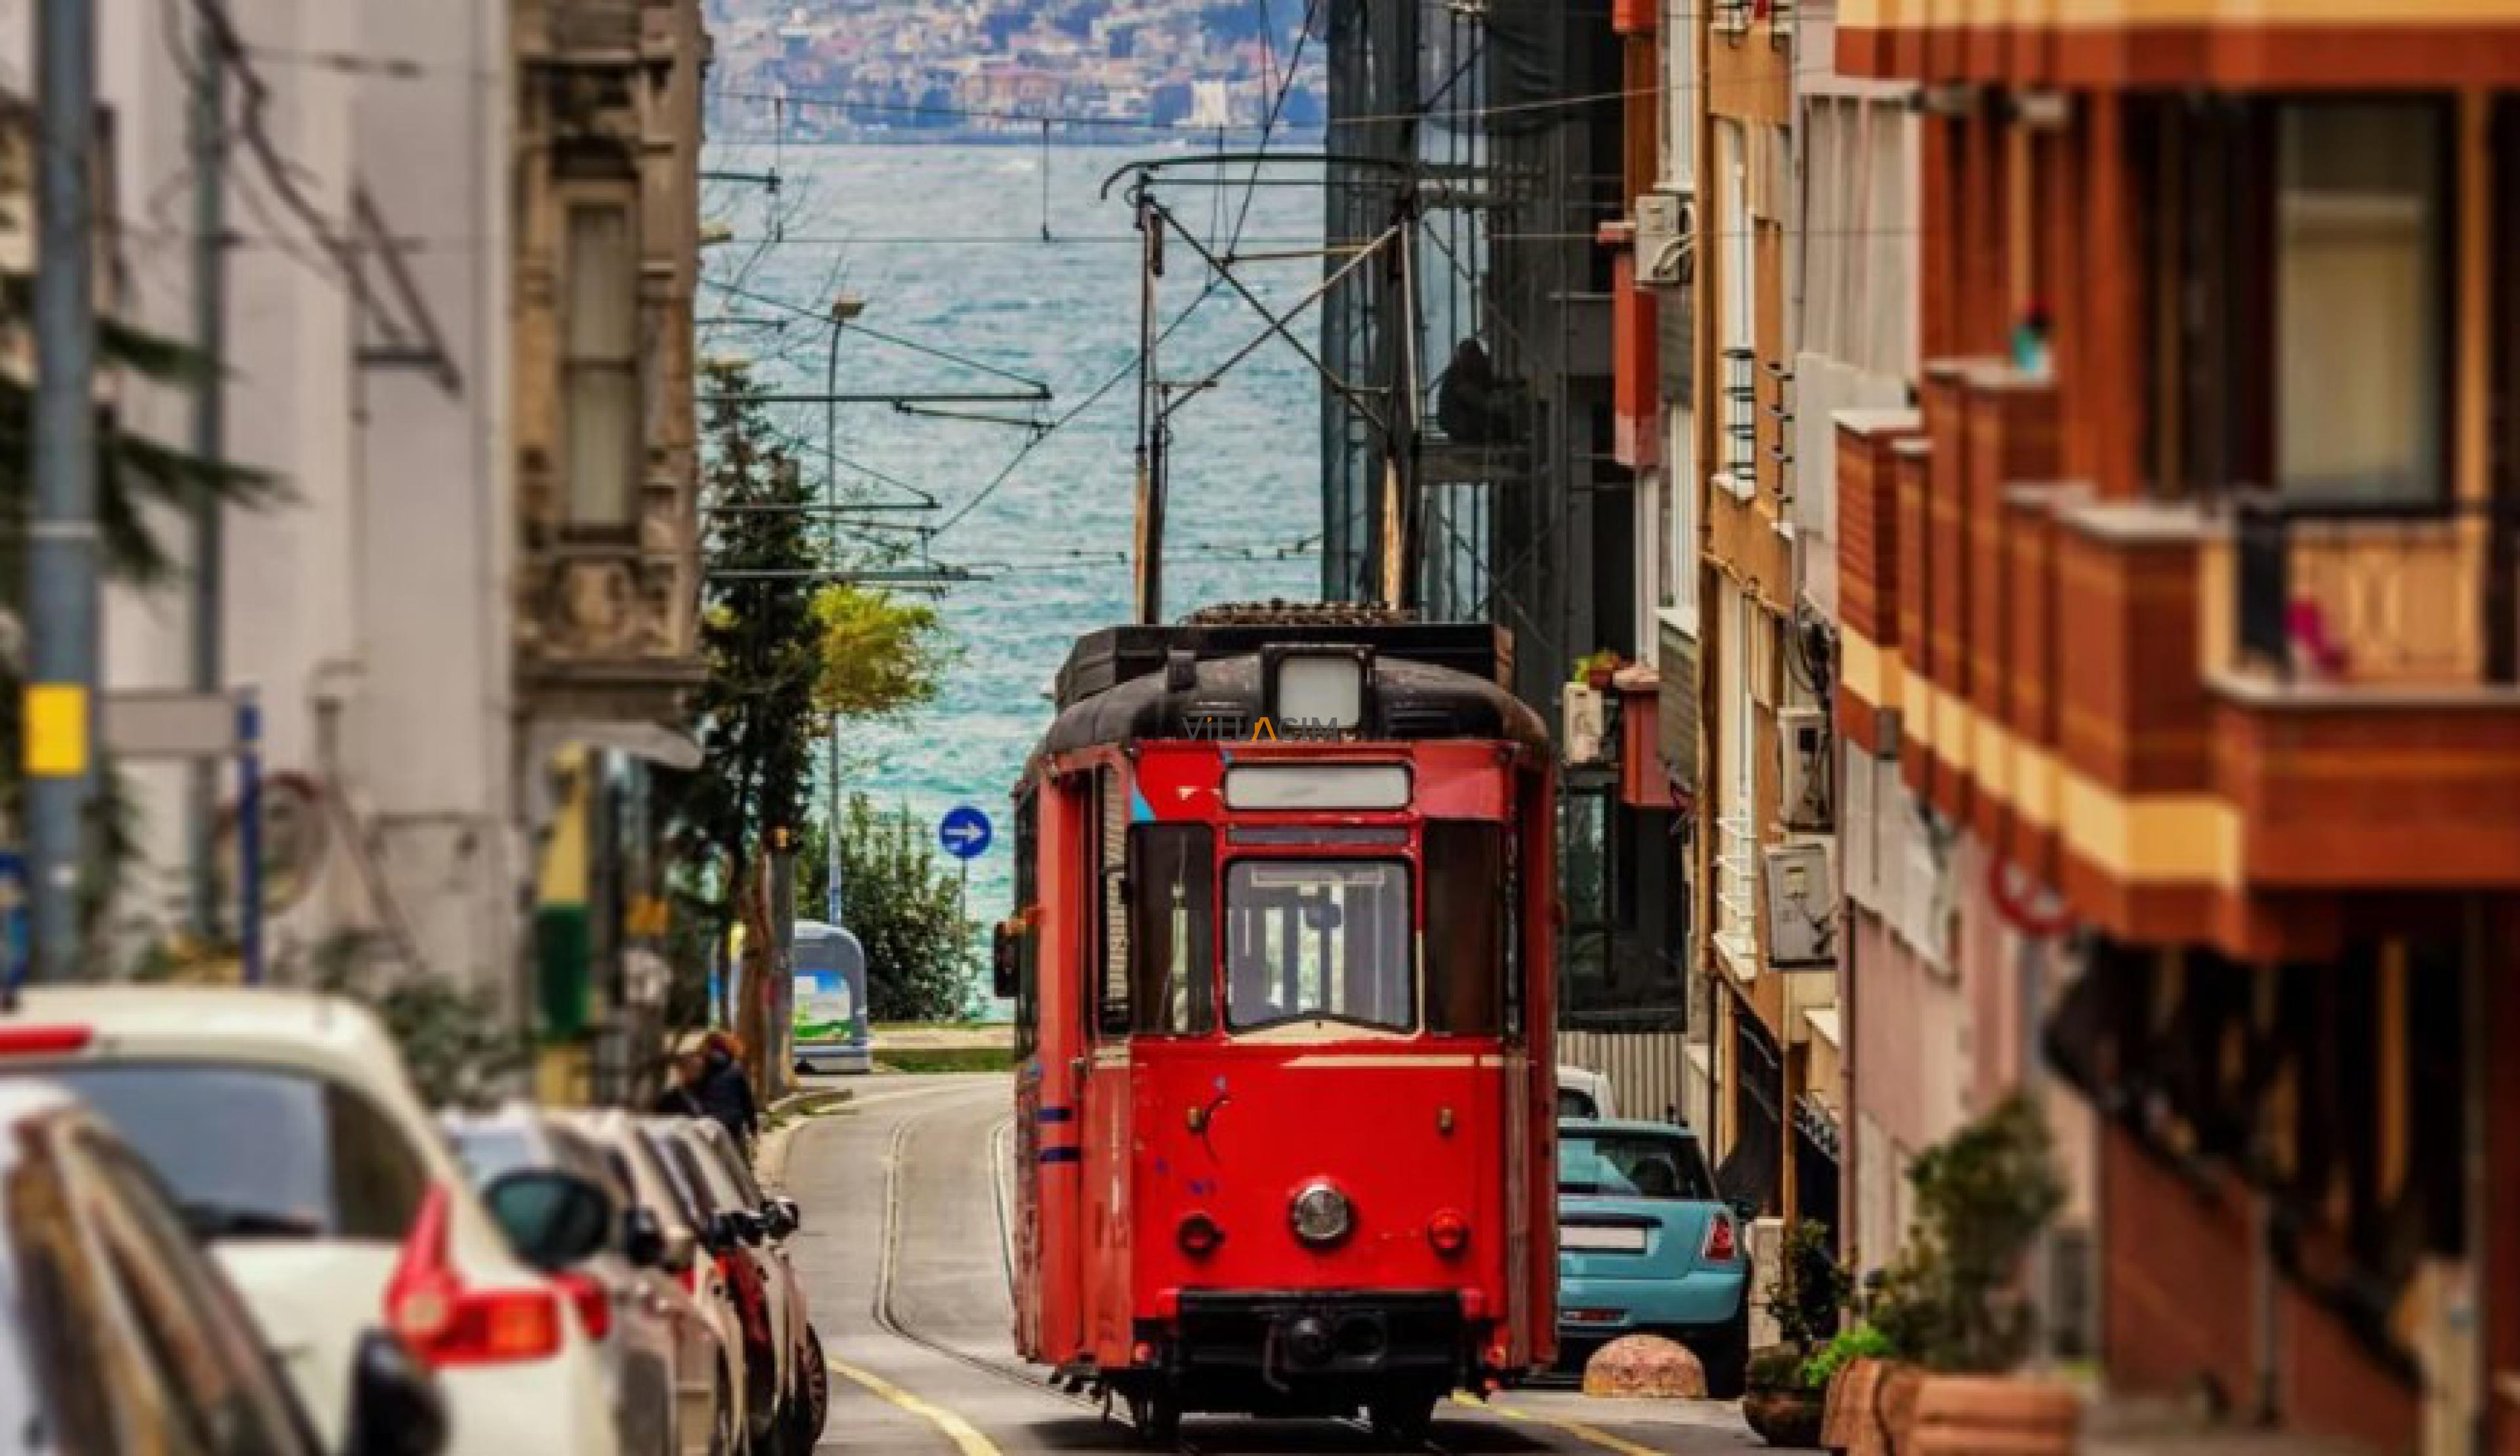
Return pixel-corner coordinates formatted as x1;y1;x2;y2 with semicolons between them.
782;1326;828;1455
1702;1305;1751;1401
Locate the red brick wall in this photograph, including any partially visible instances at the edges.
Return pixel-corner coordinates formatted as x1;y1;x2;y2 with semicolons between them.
2279;1281;2420;1455
2100;1122;2254;1404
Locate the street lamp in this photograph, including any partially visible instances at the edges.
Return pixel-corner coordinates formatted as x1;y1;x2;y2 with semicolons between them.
822;292;866;932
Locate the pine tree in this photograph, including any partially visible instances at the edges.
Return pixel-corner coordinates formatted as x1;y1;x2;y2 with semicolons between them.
662;362;822;1000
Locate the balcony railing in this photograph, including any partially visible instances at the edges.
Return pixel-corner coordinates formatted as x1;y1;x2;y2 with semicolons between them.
2229;495;2519;689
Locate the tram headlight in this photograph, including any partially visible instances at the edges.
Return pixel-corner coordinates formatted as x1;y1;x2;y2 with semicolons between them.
1290;1180;1353;1247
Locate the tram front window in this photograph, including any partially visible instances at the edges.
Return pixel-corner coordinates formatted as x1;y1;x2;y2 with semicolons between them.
1225;860;1413;1032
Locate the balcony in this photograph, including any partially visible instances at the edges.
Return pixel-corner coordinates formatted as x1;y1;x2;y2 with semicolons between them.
1985;491;2520;961
2204;496;2520;901
1836;0;2520;89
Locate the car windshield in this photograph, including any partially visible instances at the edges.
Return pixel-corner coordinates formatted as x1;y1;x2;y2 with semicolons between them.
1559;1130;1715;1202
1224;860;1413;1032
43;1064;427;1241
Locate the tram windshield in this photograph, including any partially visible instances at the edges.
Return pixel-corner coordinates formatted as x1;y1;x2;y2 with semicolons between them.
1224;860;1414;1032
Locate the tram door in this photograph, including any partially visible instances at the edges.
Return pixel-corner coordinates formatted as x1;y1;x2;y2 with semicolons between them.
1078;764;1135;1365
1027;773;1093;1367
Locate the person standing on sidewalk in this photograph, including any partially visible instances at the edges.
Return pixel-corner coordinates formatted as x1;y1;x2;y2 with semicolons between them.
652;1048;708;1118
693;1030;760;1153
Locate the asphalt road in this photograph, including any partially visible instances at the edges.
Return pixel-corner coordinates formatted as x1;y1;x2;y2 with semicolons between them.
773;1072;1774;1456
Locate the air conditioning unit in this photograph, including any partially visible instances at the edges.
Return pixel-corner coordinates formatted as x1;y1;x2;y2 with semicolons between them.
1761;840;1838;969
1778;705;1834;831
1634;189;1692;289
1562;683;1608;766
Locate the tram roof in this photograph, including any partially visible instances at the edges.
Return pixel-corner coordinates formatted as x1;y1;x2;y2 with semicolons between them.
1034;644;1550;761
1053;618;1511;709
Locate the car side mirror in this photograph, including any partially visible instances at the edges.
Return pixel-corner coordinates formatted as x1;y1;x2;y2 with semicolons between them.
662;1225;698;1274
345;1328;447;1456
623;1205;667;1269
736;1210;766;1247
482;1169;616;1272
992;923;1020;1001
776;1196;801;1234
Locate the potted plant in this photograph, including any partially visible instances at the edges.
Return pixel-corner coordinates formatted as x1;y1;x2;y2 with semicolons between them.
1822;1095;2078;1456
1742;1218;1850;1446
1574;650;1622;691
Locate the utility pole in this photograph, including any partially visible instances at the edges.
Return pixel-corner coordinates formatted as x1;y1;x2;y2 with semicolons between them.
25;0;100;982
823;291;864;931
188;6;229;940
1131;190;1164;625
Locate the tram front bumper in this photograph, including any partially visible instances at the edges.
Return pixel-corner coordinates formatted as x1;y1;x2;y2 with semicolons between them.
1169;1290;1471;1381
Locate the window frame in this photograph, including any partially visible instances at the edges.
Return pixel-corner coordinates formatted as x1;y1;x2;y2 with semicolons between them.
558;186;646;535
1126;822;1217;1038
1221;856;1419;1035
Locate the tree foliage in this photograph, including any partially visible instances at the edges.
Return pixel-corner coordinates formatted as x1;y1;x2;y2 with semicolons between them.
811;583;952;722
0;287;277;923
834;794;972;1022
659;362;822;984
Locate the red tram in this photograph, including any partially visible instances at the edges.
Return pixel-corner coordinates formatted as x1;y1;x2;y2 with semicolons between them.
995;610;1557;1443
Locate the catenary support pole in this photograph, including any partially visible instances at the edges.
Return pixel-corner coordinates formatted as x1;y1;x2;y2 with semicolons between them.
26;0;100;982
188;7;229;938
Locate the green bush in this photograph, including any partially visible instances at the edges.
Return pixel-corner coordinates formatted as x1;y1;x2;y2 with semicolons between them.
1867;1094;2066;1372
1799;1323;1892;1390
839;796;976;1023
1765;1218;1851;1354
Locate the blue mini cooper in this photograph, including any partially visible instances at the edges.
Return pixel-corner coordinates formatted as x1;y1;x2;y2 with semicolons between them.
1555;1117;1752;1397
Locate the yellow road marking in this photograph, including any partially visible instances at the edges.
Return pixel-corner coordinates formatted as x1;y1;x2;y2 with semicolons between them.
1454;1392;1668;1456
828;1356;1003;1456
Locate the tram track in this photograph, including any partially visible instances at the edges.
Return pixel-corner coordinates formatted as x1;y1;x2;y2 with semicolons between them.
870;1092;1476;1456
872;1101;1213;1451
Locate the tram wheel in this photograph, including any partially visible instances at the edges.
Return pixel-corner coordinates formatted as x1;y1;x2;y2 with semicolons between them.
1125;1385;1182;1447
1368;1392;1437;1447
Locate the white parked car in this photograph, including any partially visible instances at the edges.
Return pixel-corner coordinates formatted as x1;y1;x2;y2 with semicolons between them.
568;1106;754;1456
0;988;620;1456
0;1079;446;1456
1557;1064;1619;1120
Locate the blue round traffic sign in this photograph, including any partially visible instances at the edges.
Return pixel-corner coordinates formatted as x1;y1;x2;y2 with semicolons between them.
938;804;993;860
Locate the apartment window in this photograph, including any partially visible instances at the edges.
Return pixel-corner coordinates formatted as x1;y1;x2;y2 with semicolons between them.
1715;121;1757;496
2275;102;2447;504
564;199;642;528
1713;586;1757;972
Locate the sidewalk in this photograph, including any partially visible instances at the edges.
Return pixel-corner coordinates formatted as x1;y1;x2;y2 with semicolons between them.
1484;1388;1769;1454
2079;1398;2376;1456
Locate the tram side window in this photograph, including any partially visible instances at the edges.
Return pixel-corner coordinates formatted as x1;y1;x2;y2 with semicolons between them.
1097;768;1129;1037
1129;825;1215;1035
1425;822;1503;1035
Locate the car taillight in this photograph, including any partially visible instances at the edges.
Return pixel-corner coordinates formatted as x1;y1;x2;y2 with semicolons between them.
1427;1209;1471;1257
385;1185;564;1367
556;1272;611;1341
0;1025;92;1056
1702;1212;1738;1264
679;1262;700;1296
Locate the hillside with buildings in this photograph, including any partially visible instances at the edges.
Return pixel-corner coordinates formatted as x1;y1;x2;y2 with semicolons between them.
705;0;1327;140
